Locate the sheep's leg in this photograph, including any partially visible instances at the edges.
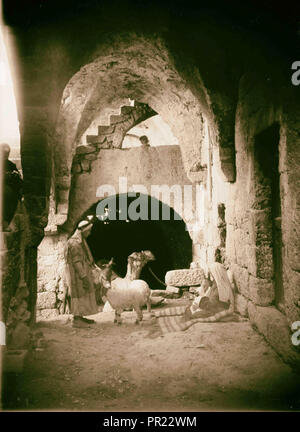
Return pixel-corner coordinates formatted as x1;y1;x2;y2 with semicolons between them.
134;306;143;324
146;297;151;314
114;309;122;325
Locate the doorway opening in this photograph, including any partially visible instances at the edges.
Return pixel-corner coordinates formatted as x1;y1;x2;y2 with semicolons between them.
80;193;193;289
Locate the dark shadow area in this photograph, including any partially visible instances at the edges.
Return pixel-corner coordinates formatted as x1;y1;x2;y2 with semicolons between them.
254;122;282;304
80;193;192;289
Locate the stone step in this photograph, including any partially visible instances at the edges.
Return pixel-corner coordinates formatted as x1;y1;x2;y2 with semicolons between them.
98;125;115;135
109;113;130;125
120;105;134;115
86;134;106;144
76;144;97;154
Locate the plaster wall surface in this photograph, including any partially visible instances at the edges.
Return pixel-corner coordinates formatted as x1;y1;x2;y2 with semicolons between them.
67;145;195;231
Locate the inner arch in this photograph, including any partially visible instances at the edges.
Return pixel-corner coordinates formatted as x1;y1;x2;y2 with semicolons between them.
53;34;216;226
83;194;192;289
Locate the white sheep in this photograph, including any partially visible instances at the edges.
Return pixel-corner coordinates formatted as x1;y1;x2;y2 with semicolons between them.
99;258;152;325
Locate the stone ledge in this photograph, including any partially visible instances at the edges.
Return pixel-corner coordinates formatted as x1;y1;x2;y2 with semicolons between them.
165;268;204;287
248;302;300;371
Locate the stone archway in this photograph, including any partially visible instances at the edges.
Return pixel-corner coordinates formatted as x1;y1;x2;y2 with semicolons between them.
50;34;235;232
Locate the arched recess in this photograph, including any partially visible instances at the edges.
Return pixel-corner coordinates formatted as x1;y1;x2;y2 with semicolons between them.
64;142;198;236
50;35;236;231
78;193;193;289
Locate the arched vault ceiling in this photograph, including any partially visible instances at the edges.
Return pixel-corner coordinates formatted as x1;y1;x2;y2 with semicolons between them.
54;35;236;224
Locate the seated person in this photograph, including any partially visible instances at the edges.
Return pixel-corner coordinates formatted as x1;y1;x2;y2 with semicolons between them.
184;274;230;321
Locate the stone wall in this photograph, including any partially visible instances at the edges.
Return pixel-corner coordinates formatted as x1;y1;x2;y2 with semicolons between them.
192;71;300;367
66;145;195;232
36;233;68;319
1;229;21;324
1;205;32;348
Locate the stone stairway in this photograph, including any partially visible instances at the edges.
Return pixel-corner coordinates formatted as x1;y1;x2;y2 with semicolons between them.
72;102;156;174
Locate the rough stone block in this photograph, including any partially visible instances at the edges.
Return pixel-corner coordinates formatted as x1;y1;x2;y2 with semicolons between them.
38;279;57;293
235;229;248;268
287;228;300;272
226;224;236;262
37;282;45;293
165;268;204;287
256;244;274;278
36;308;60;320
121;106;134;115
98;138;112;149
166;285;180;294
248;302;300;370
283;269;300;321
110;113;130;124
234;293;248;317
249;275;275;306
232;264;249;298
247;244;274;279
37;292;57;310
98;125;115;135
86;134;106;144
76;144;97;154
249;209;272;244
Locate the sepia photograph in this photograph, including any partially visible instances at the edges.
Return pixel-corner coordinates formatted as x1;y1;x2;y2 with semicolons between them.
0;0;299;417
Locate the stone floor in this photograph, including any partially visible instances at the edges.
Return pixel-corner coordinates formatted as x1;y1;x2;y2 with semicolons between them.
2;300;300;411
